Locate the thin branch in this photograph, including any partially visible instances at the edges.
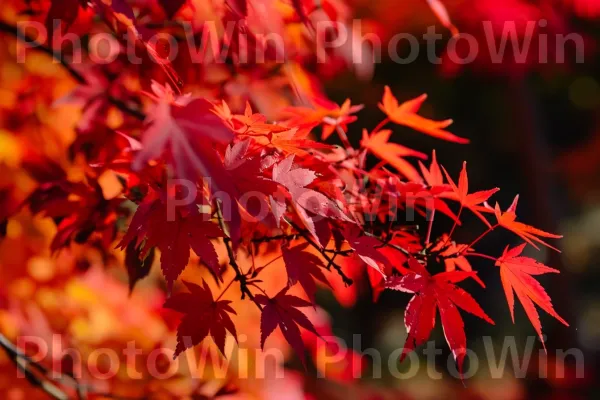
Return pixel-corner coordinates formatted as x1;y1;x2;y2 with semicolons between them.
1;332;144;400
215;201;262;310
251;233;299;243
285;219;353;286
364;231;411;257
0;333;69;399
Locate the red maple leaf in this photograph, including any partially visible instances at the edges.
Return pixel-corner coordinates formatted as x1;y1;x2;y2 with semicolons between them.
117;189;223;289
492;195;562;251
418;150;446;187
164;281;237;357
391;180;461;224
256;287;318;366
385;258;493;374
282;243;331;303
223;139;280;219
132;82;234;188
26;177;121;251
341;225;392;276
495;244;568;346
271;155;348;242
442;161;499;226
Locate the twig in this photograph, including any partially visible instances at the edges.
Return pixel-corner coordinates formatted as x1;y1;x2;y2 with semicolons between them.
285;219;353;286
251;233;299;243
215;201;262;310
0;333;69;399
364;231;411;257
1;332;144;400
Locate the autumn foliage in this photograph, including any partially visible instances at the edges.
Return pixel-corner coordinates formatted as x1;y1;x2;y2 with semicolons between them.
0;0;574;398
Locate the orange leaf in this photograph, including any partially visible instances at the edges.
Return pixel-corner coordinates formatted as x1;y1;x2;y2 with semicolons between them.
361;129;426;182
493;196;562;251
379;86;468;144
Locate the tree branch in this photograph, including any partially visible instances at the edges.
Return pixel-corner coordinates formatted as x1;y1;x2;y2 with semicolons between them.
215;201;262;310
285;219;353;286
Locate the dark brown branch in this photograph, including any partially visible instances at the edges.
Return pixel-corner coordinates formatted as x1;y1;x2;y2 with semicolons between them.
1;333;150;400
285;219;353;286
364;231;411;257
215;201;263;310
251;233;300;244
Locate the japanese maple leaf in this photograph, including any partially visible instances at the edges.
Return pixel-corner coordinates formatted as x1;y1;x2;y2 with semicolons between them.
418;150;446;187
224;140;279;195
223;140;280;219
341;225;392;276
165;281;237;358
215;102;288;136
271;155;348;241
385;258;493;374
495;244;568;347
117;190;223;290
379;86;468;144
282;243;330;303
283;97;363;140
492;195;562;251
442;162;499;226
260;127;334;157
132;82;234;188
392;181;460;224
361;129;427;182
256;288;318;366
26;178;121;251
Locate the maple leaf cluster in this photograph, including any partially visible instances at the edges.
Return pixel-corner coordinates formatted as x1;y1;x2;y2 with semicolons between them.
0;0;569;387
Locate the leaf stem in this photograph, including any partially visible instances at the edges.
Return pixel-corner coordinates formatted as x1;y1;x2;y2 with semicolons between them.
466;253;498;262
215;277;236;302
445;204;463;243
462;224;499;254
372;117;390;134
425;208;436;246
335;124;353;150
